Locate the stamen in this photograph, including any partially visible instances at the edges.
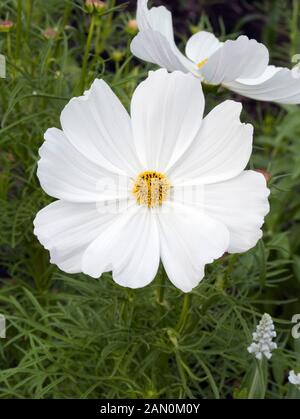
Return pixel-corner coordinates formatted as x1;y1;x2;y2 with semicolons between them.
132;171;171;208
197;58;208;69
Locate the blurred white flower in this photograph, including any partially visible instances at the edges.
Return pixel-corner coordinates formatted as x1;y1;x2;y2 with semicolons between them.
248;313;277;360
34;69;270;292
131;0;300;104
288;371;300;389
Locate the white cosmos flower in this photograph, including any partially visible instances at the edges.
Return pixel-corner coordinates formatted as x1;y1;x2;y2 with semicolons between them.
131;0;300;105
33;69;270;293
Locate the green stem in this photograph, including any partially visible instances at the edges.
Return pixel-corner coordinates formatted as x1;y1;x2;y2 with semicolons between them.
7;33;12;58
62;1;73;28
248;366;259;399
156;265;166;305
291;0;299;57
16;0;22;59
94;16;102;56
25;0;34;40
96;0;115;56
79;14;96;94
176;293;192;334
248;360;266;399
52;0;73;64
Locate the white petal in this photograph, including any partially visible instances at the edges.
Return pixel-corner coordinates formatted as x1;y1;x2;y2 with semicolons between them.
185;31;222;63
131;0;194;73
37;128;131;203
201;36;269;84
136;0;173;38
60;79;141;177
225;66;300;104
169;100;253;185
289;371;300;385
82;207;160;289
131;69;205;172
131;31;191;73
158;202;229;293
234;65;281;85
33;200;124;274
176;171;270;253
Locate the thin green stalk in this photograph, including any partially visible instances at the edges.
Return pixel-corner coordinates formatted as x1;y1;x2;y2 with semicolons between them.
62;1;73;28
248;360;266;399
16;0;22;59
7;33;12;58
290;0;299;57
156;265;166;305
96;0;116;56
176;293;192;334
79;14;96;94
25;0;34;39
94;16;102;56
248;366;259;399
52;1;73;62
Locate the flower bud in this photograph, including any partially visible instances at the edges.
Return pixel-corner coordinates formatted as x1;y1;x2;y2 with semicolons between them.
126;19;138;36
42;28;58;40
85;0;107;14
110;50;124;63
256;169;271;183
0;20;14;32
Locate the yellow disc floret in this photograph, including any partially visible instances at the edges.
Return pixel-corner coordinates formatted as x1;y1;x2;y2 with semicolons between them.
132;171;171;208
197;58;208;69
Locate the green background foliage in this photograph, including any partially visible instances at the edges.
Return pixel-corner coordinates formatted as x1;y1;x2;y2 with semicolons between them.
0;0;300;399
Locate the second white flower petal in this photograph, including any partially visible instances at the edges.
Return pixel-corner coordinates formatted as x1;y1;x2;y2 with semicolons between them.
225;66;300;104
200;35;269;84
131;0;193;73
185;31;223;64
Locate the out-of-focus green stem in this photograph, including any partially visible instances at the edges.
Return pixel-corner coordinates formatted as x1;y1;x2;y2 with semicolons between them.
95;0;115;56
248;360;266;399
156;265;166;305
79;14;96;94
94;16;102;56
7;33;12;57
176;293;191;334
291;0;299;57
16;0;22;59
62;1;73;28
25;0;34;38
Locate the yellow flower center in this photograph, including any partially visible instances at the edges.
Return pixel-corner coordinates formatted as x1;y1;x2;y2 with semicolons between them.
197;58;208;69
132;171;171;208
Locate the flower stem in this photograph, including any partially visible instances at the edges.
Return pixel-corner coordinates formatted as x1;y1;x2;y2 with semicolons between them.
156;264;166;305
79;14;96;94
25;0;34;39
62;1;73;28
16;0;22;59
176;293;192;334
7;33;12;58
248;359;266;399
